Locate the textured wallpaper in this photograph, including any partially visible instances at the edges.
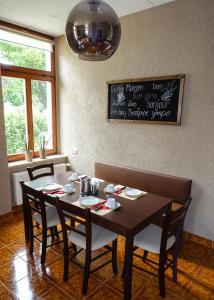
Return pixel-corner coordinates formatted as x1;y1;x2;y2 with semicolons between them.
56;0;214;240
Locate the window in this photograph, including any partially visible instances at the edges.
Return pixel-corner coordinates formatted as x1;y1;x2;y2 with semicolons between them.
0;22;56;161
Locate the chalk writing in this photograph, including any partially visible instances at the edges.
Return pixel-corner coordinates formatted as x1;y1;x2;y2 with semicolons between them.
108;76;184;124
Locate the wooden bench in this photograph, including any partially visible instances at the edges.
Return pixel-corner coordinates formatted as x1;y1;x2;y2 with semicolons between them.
95;161;192;211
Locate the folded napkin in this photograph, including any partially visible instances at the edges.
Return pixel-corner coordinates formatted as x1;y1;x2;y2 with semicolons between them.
115;186;126;194
43;189;65;195
91;200;107;210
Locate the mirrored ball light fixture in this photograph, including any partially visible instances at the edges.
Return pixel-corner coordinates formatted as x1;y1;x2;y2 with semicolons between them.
66;0;121;61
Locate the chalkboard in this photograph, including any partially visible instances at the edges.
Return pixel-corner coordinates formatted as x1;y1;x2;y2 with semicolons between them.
107;75;185;125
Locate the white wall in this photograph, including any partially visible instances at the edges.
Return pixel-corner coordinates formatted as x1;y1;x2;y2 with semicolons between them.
56;0;214;241
0;72;12;215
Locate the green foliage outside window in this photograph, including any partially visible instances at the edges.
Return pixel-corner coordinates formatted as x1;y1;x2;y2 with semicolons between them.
0;40;47;70
0;41;48;155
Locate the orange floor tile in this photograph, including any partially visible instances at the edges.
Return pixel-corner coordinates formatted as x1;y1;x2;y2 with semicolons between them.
0;212;213;300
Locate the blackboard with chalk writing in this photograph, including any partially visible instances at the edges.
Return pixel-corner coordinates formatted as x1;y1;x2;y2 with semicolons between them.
107;75;185;125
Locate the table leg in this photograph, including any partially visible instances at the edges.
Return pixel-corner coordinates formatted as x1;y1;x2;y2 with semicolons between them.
124;234;134;300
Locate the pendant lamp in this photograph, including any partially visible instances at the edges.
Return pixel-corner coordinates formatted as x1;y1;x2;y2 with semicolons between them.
66;0;121;61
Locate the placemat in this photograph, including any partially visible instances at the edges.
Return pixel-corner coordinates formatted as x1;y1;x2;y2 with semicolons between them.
108;185;147;201
72;199;120;216
37;185;74;198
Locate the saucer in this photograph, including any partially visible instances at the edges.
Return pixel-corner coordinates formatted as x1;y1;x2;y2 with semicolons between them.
105;202;121;209
63;188;76;194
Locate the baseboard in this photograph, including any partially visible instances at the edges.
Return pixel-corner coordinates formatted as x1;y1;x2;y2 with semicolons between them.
0;207;213;249
0;205;23;222
184;231;213;249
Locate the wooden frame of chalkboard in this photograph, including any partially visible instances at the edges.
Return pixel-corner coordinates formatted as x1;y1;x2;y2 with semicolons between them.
107;74;185;125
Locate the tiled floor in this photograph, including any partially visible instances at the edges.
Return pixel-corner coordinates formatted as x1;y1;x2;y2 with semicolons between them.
0;212;213;300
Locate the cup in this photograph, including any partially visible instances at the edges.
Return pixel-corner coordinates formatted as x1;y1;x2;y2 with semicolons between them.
106;198;117;209
106;184;115;193
70;173;78;181
63;183;74;193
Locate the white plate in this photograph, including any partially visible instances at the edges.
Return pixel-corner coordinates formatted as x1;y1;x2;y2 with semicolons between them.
124;188;142;197
105;202;121;209
42;183;63;192
79;196;100;207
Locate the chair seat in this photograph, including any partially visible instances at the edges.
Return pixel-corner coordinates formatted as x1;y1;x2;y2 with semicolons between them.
33;206;60;228
67;224;118;251
134;224;175;254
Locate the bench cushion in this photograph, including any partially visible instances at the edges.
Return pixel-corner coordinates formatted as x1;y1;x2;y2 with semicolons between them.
95;161;192;204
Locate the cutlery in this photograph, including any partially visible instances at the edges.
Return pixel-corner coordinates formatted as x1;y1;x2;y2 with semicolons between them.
91;200;107;210
115;186;126;194
94;203;107;211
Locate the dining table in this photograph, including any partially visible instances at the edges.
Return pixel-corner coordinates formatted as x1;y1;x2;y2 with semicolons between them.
23;171;172;300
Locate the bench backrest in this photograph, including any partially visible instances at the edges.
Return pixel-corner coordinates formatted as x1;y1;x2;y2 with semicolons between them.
95;161;192;204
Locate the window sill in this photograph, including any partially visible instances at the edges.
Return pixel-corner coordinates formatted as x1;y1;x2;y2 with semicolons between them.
8;154;69;173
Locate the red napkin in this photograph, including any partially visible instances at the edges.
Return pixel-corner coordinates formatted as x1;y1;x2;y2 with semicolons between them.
91;200;107;210
115;186;126;194
100;205;109;210
43;189;65;195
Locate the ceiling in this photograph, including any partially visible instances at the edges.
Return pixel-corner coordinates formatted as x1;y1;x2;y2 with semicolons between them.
0;0;175;37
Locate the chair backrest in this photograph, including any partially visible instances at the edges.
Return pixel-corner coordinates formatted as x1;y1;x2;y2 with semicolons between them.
20;181;47;226
27;163;54;181
56;198;92;249
160;197;192;254
95;161;192;204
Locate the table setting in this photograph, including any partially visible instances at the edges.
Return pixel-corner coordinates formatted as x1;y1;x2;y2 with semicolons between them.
72;196;121;216
39;182;76;197
37;173;123;216
104;184;147;200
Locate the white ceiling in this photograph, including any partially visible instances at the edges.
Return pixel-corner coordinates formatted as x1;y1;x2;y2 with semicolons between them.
0;0;175;37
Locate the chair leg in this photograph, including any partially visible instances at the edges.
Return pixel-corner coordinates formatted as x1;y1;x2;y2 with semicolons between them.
72;243;77;253
172;245;179;283
63;247;70;281
121;264;125;279
29;219;34;255
50;227;55;239
159;256;166;298
142;250;148;261
112;239;118;275
41;228;47;265
82;249;91;295
53;226;59;239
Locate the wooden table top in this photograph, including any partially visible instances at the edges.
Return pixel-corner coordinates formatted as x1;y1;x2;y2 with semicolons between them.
25;172;172;236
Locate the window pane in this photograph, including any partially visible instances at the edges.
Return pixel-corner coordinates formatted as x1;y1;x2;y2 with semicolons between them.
2;77;27;155
0;40;51;71
32;80;53;150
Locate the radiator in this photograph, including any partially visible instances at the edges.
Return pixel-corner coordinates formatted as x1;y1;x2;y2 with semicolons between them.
12;163;67;206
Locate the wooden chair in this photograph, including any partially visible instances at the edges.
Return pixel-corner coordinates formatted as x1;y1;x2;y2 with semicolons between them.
124;198;192;298
27;162;58;236
27;163;54;181
56;198;118;295
20;181;62;264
